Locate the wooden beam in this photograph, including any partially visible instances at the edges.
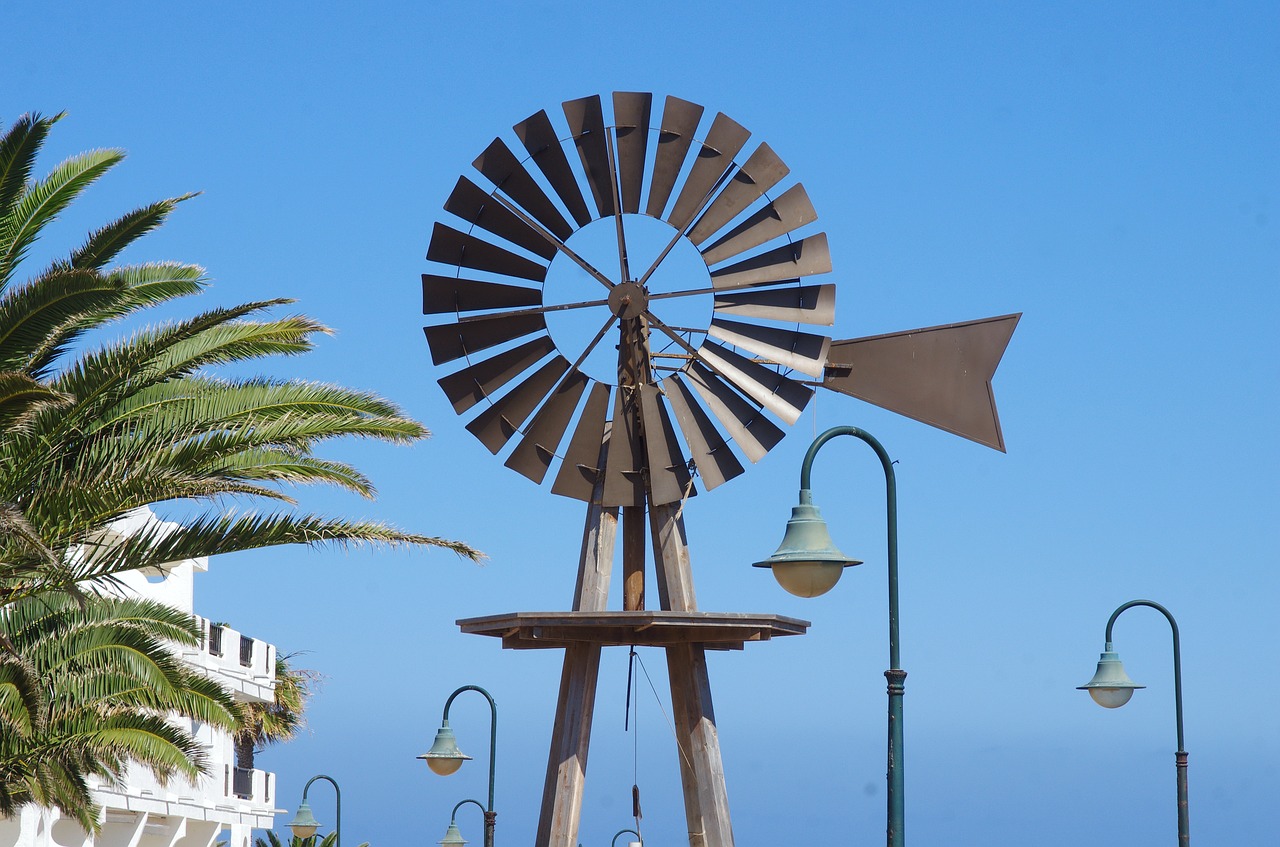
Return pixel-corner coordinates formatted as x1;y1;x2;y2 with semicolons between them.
651;500;735;846
623;505;646;609
538;436;616;846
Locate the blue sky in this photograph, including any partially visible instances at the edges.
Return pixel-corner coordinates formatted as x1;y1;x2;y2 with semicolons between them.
5;2;1278;844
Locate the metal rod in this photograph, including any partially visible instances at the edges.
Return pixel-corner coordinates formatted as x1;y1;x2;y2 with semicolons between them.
1102;599;1190;846
488;191;616;292
441;684;499;847
800;425;905;847
606;131;631;283
635;164;739;289
456;295;611;323
301;774;341;847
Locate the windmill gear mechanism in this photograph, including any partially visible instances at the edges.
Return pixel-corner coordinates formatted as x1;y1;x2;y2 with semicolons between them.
421;91;1018;847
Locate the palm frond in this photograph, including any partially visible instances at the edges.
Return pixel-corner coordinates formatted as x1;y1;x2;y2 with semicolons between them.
71;195;197;271
0;147;124;290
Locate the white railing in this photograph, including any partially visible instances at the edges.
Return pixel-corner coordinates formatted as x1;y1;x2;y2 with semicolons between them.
189;617;277;698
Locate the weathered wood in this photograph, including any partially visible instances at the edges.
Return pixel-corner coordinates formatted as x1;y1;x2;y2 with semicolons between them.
651;500;735;846
537;642;602;847
667;643;735;847
651;501;698;612
538;436;616;847
623;506;646;610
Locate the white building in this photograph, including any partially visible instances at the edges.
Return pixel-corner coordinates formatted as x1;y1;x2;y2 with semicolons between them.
0;509;281;847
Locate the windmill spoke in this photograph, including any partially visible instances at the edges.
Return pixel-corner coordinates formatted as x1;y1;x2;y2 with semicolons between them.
489;191;616;291
457;296;612;324
636;164;741;288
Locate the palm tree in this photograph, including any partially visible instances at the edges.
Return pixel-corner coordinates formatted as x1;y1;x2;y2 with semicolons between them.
0;111;480;828
0;111;479;604
0;592;241;831
234;652;321;771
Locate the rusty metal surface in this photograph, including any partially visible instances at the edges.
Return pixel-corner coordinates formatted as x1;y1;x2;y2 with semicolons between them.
423;312;548;366
697;341;813;425
505;369;592;483
514;109;593;228
472;137;574;240
664;374;744;490
436;336;557;414
646;95;704;219
688;142;790;246
823;313;1021;452
550;381;612;501
427;222;548;281
667;112;751;231
685;362;784;463
708;231;831;289
712;283;835;326
465;355;570;453
421;274;542;315
563;94;615;219
699;183;818;266
612;92;652;215
708;317;832;378
444;176;558;260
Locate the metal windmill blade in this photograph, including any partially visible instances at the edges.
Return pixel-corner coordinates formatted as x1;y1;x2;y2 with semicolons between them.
423;92;842;507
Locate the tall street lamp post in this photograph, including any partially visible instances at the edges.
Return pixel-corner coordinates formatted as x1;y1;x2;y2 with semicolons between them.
1078;599;1190;846
287;774;341;847
420;684;498;847
753;425;905;847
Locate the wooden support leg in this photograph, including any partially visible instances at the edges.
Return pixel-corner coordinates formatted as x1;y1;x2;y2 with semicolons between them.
538;450;617;847
651;502;735;847
537;642;603;847
667;643;734;847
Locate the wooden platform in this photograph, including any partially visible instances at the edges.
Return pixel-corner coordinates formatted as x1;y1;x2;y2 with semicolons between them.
457;610;810;650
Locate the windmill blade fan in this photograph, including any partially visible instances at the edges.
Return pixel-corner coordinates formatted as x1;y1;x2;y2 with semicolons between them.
423;92;837;504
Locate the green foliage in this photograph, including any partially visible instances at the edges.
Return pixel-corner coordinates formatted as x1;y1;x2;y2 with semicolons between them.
0;111;479;830
255;831;367;847
0;592;240;829
0;112;480;604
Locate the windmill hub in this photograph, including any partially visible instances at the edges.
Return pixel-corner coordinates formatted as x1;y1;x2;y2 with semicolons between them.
608;281;649;319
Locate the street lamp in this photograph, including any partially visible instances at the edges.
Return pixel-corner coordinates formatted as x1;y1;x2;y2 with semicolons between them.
612;829;642;847
1078;599;1190;846
420;685;498;847
287;774;341;847
753;425;905;847
437;799;486;847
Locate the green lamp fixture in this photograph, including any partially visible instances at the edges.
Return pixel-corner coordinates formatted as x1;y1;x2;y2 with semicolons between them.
419;719;473;776
438;819;467;847
1078;643;1145;708
287;799;321;839
752;490;861;597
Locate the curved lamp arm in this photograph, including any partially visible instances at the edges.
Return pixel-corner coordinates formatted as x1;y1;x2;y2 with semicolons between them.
301;774;341;847
1104;599;1185;753
800;426;900;670
441;685;498;813
612;829;642;847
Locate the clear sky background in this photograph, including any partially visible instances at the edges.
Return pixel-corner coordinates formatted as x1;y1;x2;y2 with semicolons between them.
4;2;1278;845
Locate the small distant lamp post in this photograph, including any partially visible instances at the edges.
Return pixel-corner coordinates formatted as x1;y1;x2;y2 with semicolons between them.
612;829;642;847
288;774;341;846
437;799;486;847
1079;599;1190;846
420;685;497;847
753;425;905;847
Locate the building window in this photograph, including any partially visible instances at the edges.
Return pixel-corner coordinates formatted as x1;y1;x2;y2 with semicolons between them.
209;624;224;657
239;635;253;667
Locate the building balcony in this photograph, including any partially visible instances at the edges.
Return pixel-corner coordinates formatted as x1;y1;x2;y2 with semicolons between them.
186;617;277;703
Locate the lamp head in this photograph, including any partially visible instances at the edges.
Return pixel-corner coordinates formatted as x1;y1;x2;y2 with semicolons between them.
438;820;466;847
418;719;472;776
753;491;861;597
287;799;320;839
1077;645;1145;708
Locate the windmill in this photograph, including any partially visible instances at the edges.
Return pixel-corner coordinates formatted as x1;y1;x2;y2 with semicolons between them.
422;92;1018;847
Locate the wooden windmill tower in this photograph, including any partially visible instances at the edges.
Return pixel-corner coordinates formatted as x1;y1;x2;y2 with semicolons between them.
422;92;1018;847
